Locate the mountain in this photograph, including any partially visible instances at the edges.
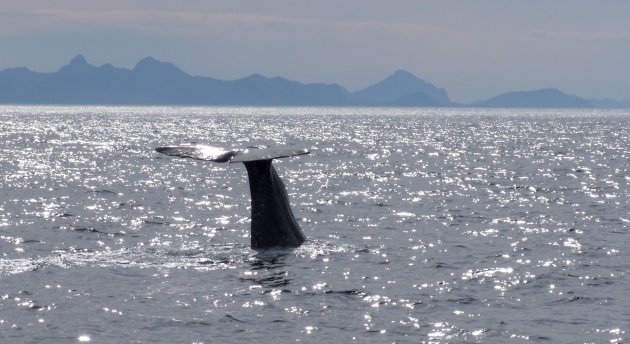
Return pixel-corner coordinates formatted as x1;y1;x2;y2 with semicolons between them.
353;70;452;106
219;74;349;105
0;55;349;106
1;56;627;107
477;88;593;108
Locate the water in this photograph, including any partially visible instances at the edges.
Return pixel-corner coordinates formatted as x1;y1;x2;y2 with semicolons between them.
1;106;629;343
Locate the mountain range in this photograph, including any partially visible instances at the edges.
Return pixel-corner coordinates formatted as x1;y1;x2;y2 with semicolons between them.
0;55;628;108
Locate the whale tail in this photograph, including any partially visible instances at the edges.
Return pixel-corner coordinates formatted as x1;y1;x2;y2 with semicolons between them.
156;145;309;249
155;145;309;163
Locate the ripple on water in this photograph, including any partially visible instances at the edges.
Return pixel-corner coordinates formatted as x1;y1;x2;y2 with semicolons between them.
1;107;629;343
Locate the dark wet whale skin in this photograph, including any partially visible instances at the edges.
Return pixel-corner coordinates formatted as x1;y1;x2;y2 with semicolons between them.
243;159;306;249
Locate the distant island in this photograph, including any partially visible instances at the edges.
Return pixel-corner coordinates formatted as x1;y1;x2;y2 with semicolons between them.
476;88;593;108
1;55;628;108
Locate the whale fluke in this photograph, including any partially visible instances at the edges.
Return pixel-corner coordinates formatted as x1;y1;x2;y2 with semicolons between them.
156;145;309;249
155;145;309;163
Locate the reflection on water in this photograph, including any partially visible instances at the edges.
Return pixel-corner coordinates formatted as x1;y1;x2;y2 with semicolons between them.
0;106;629;343
246;251;291;288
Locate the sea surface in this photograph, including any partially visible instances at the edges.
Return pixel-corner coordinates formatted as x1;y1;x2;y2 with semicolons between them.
1;106;629;343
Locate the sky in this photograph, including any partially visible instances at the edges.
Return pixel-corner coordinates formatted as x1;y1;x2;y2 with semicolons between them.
1;0;629;103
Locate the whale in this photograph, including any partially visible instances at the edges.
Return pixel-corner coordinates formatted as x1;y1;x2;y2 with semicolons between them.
155;145;308;249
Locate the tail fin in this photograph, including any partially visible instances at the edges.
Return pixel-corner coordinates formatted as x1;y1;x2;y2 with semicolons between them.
156;145;309;163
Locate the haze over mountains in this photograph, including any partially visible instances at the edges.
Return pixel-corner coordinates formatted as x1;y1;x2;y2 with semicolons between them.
0;55;628;108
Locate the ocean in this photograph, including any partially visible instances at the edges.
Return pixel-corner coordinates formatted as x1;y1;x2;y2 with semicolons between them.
1;106;629;343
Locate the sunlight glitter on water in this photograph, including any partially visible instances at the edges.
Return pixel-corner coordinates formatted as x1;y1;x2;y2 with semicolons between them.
1;106;629;343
